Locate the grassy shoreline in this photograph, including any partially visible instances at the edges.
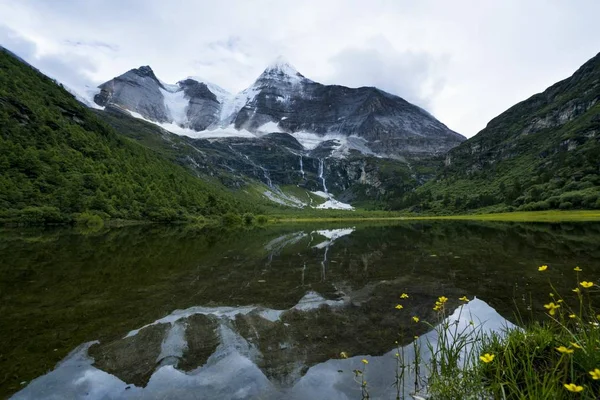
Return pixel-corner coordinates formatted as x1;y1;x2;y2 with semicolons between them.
2;210;600;229
273;210;600;223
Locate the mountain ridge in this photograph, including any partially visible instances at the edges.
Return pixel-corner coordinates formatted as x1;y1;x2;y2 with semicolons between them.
400;51;600;212
92;60;465;159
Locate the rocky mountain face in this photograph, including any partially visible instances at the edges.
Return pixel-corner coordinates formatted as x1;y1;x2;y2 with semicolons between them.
232;60;464;157
97;105;436;209
95;66;171;123
93;58;464;159
91;58;464;209
407;52;600;212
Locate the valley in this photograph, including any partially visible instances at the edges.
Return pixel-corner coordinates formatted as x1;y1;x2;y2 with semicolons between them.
1;4;600;398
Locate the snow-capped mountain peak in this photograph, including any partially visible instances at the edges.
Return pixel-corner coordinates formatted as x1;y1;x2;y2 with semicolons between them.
92;57;465;158
257;56;307;84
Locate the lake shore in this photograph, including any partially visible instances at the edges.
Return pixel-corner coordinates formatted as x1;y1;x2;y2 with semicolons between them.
273;210;600;223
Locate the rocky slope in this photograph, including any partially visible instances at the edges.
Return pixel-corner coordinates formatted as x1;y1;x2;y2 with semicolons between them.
405;52;600;212
93;57;465;159
97;105;438;209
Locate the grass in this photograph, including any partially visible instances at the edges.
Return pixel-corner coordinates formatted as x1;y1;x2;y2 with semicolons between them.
272;210;600;223
350;264;600;399
475;267;600;399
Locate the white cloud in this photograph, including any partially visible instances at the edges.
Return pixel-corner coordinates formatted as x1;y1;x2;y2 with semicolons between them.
0;0;598;137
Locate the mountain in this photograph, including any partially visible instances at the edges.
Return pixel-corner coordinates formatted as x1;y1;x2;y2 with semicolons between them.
402;52;600;212
93;57;465;159
0;47;263;224
95;104;438;210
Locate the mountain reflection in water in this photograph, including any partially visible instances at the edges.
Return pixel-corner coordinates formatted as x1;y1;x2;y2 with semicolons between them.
2;221;600;398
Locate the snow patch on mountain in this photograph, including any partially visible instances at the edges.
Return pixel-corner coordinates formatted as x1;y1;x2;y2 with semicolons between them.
159;80;180;93
65;85;104;110
289;131;377;158
291;132;346;150
160;87;188;126
126;110;256;139
315;199;354;210
219;86;260;123
310;191;354;210
257;121;281;134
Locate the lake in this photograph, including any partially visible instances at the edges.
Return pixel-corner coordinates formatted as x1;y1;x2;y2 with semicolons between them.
2;221;600;399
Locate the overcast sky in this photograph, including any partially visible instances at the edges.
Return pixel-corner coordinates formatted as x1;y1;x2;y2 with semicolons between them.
1;0;598;137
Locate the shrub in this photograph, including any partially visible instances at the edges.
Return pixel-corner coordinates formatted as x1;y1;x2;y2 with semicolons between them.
559;201;573;210
146;207;180;223
19;206;65;224
75;212;104;228
582;193;599;208
561;192;584;207
242;213;255;226
221;212;242;226
521;200;550;211
256;215;268;225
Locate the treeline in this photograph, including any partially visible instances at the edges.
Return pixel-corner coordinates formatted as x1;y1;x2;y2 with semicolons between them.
0;49;261;225
390;165;600;214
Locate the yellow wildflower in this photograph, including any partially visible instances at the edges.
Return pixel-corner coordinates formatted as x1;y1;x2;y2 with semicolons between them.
459;296;469;302
580;281;594;288
573;287;581;293
570;342;582;349
395;304;404;310
479;353;495;363
438;296;448;304
544;302;561;316
574;266;582;272
589;368;600;380
361;359;368;365
549;293;554;297
433;305;441;311
557;299;564;303
569;314;577;319
556;346;574;354
563;383;584;393
340;351;349;359
412;316;420;323
538;265;548;271
395;353;399;357
414;336;419;340
400;293;409;299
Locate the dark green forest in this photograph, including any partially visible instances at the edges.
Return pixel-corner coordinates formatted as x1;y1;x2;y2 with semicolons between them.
0;49;261;224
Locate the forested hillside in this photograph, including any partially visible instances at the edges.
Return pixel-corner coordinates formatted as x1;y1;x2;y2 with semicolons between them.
400;52;600;213
0;48;260;224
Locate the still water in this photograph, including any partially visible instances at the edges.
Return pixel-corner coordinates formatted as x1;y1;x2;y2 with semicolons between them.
2;221;600;399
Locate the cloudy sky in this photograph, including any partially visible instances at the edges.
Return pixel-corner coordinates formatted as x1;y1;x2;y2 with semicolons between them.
1;0;598;137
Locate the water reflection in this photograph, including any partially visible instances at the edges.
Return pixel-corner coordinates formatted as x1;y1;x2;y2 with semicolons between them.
13;295;513;400
2;221;600;398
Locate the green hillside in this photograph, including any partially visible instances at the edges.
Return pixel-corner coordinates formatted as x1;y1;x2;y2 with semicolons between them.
0;48;261;224
403;52;600;213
